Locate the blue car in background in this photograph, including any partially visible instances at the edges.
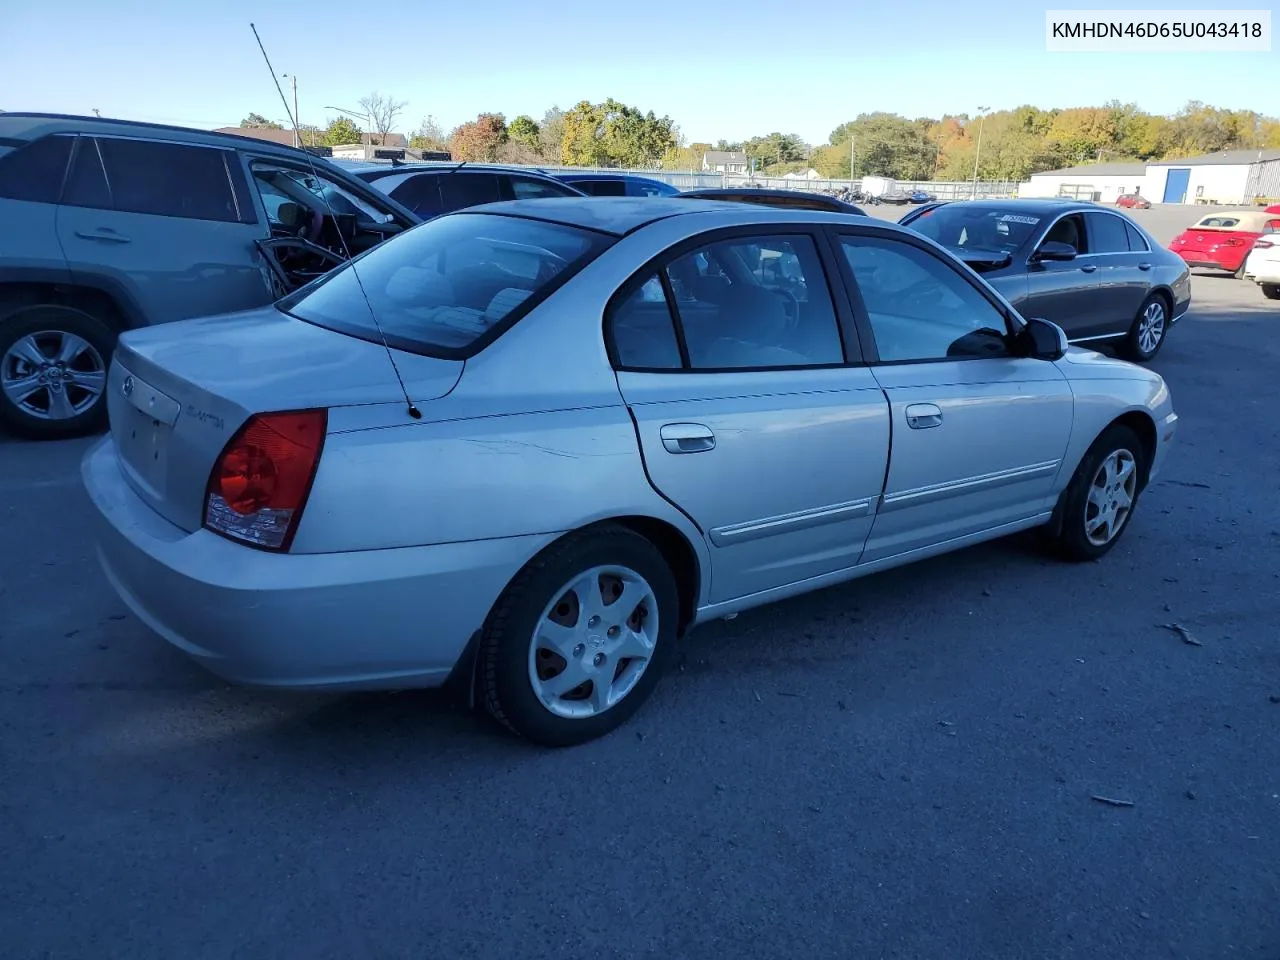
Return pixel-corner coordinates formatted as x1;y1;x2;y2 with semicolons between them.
547;171;682;197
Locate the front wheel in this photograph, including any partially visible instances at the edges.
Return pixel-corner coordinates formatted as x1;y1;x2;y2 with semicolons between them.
479;526;679;746
1043;424;1147;562
1261;283;1280;301
1119;295;1168;363
0;305;116;440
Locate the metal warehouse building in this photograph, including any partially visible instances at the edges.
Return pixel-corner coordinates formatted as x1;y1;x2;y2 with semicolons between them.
1019;162;1148;203
1020;149;1280;206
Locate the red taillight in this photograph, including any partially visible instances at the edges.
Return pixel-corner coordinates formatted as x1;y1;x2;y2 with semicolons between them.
1224;238;1243;246
203;409;327;552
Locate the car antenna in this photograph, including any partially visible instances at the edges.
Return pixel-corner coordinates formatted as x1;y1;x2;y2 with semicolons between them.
249;23;421;420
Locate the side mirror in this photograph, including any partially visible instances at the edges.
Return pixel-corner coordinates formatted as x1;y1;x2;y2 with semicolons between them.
1033;240;1077;262
1019;316;1069;361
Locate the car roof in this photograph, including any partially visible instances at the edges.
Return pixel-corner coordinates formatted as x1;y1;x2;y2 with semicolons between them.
922;197;1096;215
681;187;861;207
1187;210;1280;230
337;160;566;180
460;196;881;237
0;111;333;163
549;171;668;183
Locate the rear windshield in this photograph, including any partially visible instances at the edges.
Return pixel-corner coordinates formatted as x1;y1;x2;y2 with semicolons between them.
907;205;1043;255
280;212;611;358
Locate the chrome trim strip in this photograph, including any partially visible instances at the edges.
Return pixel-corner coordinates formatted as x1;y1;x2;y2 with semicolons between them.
709;498;873;546
1068;333;1122;344
880;460;1060;513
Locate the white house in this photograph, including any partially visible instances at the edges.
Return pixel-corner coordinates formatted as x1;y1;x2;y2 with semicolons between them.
701;150;749;174
1145;149;1280;205
1018;162;1147;203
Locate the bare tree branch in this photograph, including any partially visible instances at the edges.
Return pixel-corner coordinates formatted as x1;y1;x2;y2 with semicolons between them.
358;92;408;146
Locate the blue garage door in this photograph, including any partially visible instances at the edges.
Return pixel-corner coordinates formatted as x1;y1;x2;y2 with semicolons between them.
1163;168;1191;204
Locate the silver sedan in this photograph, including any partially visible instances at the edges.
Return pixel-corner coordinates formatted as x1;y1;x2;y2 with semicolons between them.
82;198;1179;746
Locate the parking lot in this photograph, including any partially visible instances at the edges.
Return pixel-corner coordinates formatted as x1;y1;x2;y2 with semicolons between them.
3;206;1279;959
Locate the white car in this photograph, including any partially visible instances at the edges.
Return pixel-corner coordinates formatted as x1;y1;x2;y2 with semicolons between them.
1242;234;1280;300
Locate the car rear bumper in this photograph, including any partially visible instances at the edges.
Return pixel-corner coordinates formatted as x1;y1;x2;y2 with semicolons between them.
81;437;553;691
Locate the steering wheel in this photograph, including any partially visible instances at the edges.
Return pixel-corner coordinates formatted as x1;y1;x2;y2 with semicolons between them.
770;287;801;329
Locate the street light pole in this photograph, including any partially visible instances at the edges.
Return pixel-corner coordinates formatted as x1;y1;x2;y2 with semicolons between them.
970;105;990;199
282;74;299;147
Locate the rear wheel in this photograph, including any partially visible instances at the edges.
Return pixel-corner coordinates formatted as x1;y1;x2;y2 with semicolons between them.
479;526;679;747
0;305;115;440
1262;283;1280;301
1043;424;1146;562
1119;294;1168;363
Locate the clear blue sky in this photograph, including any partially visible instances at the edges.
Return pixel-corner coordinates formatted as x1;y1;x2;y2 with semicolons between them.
3;0;1276;145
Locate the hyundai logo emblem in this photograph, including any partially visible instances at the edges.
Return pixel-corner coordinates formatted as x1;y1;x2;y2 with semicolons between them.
121;375;135;398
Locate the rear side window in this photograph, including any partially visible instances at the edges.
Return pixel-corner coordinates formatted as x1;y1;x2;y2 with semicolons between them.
439;172;502;212
1123;220;1149;252
628;179;679;197
281;212;612;358
0;135;73;203
62;138;112;209
1085;213;1130;254
609;276;683;369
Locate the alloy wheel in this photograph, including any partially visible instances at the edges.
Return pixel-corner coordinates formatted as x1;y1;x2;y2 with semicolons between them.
1136;301;1166;356
1084;448;1137;546
1;330;107;421
528;565;660;720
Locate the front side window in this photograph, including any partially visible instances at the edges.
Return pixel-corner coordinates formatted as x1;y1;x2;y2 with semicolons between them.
0;135;73;203
282;212;611;357
387;173;443;218
1085;212;1129;254
840;235;1010;363
439;172;502;213
663;234;844;370
252;165;390;225
574;179;626;197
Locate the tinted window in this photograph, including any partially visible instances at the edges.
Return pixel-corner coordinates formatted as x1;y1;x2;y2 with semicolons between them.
0;135;73;203
574;179;626;197
1042;214;1087;253
507;175;575;200
628;179;680;197
1123;220;1149;252
840;235;1009;362
608;275;683;369
907;205;1044;254
663;234;843;369
282;212;611;357
62;138;112;209
438;172;502;212
1087;212;1129;254
388;173;443;217
93;137;240;222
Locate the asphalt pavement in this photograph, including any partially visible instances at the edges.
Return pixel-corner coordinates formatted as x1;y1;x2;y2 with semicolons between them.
2;207;1279;960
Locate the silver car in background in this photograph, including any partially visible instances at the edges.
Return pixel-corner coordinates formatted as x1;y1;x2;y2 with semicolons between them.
82;198;1178;746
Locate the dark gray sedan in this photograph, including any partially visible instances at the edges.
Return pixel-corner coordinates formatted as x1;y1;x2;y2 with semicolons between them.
899;199;1191;362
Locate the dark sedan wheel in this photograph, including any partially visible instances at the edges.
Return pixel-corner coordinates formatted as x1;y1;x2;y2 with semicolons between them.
479;525;679;747
1043;424;1147;562
0;305;115;440
1261;283;1280;300
1120;295;1168;363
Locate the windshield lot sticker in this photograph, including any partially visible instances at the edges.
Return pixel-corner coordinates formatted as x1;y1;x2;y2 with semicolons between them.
997;214;1041;225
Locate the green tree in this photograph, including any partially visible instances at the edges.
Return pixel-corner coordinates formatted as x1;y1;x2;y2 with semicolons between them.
662;141;712;170
828;112;937;180
321;117;363;146
241;112;281;129
538;107;566;162
449;113;508;161
409;116;448;152
560;99;676;167
508;115;541;152
743;132;806;172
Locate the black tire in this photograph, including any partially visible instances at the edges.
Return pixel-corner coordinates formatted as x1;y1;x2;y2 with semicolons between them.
1261;283;1280;301
1043;424;1147;563
0;305;116;440
1118;293;1169;363
479;525;680;747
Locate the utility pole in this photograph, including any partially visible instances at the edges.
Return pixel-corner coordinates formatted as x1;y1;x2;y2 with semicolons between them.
970;105;990;199
849;135;855;184
282;74;299;147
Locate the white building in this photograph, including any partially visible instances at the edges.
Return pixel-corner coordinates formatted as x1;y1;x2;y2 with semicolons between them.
1145;149;1280;205
1018;149;1280;206
701;150;749;174
1018;162;1147;203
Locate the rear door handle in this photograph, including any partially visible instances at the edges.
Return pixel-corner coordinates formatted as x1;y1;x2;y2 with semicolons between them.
660;422;716;454
75;228;132;244
1138;262;1152;271
905;403;943;430
1079;263;1098;273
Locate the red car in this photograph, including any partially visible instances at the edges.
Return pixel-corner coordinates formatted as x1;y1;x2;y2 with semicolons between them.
1116;193;1151;209
1169;210;1280;277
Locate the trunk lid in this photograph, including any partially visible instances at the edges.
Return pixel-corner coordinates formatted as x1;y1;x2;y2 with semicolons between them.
1173;228;1236;254
107;306;462;532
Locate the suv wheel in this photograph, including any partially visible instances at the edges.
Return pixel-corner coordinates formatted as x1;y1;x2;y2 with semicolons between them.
0;305;116;440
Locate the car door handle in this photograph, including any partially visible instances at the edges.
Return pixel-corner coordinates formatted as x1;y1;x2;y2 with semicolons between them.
1079;263;1098;273
1138;262;1152;271
660;422;716;454
74;228;131;244
905;403;943;429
